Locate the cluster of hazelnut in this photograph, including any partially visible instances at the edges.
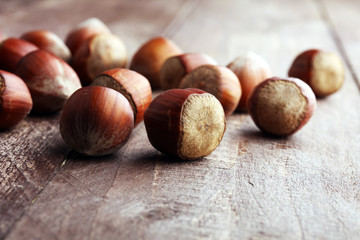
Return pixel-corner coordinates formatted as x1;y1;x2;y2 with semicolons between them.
0;18;345;161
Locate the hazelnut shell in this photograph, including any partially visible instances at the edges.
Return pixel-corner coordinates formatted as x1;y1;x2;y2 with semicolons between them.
227;52;272;112
72;33;127;86
144;88;226;160
92;68;152;127
0;70;33;130
130;37;182;89
0;38;39;72
60;86;134;156
160;53;217;90
15;50;82;113
288;49;345;97
248;77;316;137
21;30;71;62
179;65;241;116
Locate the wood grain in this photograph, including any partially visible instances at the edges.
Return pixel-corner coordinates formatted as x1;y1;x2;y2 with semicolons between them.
1;0;359;239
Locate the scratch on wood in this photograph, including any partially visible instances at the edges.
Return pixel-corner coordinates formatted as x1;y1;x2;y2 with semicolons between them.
161;0;202;37
313;0;360;91
284;172;305;240
2;148;71;239
151;160;160;199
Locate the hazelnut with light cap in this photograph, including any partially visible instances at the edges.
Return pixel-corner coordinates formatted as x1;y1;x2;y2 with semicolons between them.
72;33;127;86
288;49;345;97
15;49;82;113
160;53;217;90
144;88;226;160
92;68;152;127
179;65;241;116
227;52;272;112
21;30;71;62
65;18;111;56
248;77;316;137
130;36;183;89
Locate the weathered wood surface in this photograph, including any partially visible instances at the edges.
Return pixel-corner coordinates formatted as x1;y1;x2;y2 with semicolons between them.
1;0;359;239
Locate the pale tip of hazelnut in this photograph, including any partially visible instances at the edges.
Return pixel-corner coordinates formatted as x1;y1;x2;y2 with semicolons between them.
248;77;316;137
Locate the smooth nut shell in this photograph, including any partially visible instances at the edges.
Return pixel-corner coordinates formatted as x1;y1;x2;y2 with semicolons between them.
60;86;134;156
15;50;82;113
0;38;39;72
92;68;152;127
130;37;182;89
0;70;33;130
72;33;127;86
21;30;71;62
144;88;226;160
179;65;241;116
160;53;217;90
227;52;272;112
288;49;345;97
65;18;111;55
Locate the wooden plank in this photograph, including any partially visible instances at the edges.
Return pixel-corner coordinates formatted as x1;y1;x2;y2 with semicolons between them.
1;0;360;239
0;0;188;238
0;115;68;237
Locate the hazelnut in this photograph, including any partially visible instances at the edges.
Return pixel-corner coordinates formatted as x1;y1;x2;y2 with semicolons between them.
0;38;39;72
21;30;71;62
72;33;127;86
130;36;182;89
179;65;241;116
227;52;272;112
0;70;33;130
60;86;134;156
144;88;226;160
248;77;316;137
92;68;152;127
15;49;82;113
160;53;217;90
65;18;111;56
288;49;345;97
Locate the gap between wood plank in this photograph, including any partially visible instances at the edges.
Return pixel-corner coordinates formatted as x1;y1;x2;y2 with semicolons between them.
161;0;202;37
314;0;360;93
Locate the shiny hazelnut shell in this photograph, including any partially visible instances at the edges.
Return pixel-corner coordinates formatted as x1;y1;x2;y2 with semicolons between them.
179;65;241;116
130;37;182;89
15;50;82;113
92;68;152;127
0;70;33;130
60;86;134;156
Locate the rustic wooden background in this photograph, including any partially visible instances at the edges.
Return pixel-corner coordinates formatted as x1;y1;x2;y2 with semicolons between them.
1;0;360;239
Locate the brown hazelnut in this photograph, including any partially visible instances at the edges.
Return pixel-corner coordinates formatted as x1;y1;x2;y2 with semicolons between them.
288;49;345;97
0;70;33;130
160;53;217;90
21;30;71;62
15;50;82;113
179;65;241;116
60;86;134;156
130;36;182;89
248;77;316;137
144;88;226;160
0;38;39;72
227;52;272;112
92;68;152;127
72;33;127;86
65;18;111;56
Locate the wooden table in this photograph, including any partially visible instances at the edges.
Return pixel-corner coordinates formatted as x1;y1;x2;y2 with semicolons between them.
1;0;359;239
